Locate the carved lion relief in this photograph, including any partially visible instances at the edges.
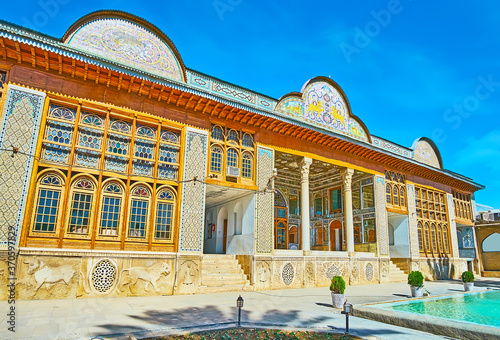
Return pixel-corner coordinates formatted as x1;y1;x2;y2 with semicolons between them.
118;262;171;293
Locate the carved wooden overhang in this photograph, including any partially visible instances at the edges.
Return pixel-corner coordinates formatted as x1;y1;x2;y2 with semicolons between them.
0;33;483;194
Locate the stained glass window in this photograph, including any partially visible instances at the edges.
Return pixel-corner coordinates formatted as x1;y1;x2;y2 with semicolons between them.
210;146;223;173
98;182;124;237
227;130;239;144
67;178;95;235
32;174;63;233
136;125;155;139
109;119;131;134
128;185;150;238
242;133;253;147
242;152;253;179
227;148;238;168
49;105;76;121
155;188;176;240
211;125;224;141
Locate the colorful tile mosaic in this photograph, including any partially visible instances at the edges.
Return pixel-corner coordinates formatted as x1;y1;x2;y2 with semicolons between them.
67;18;183;82
274;81;369;142
178;129;208;252
0;85;46;249
375;175;389;256
255;146;274;253
412;139;441;168
371;137;412;158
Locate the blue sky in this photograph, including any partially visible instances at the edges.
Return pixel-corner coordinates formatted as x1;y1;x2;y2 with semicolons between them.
3;1;499;208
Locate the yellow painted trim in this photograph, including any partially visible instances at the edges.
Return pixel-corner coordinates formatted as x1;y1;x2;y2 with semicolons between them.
406;180;449;194
261;143;383;176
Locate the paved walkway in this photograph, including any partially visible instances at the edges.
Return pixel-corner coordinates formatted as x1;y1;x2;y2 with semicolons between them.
1;277;499;340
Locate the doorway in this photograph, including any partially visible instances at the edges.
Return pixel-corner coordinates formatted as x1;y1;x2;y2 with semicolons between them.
329;220;342;251
223;219;228;253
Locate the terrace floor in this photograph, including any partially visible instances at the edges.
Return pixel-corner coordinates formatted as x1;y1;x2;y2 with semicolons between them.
1;277;499;340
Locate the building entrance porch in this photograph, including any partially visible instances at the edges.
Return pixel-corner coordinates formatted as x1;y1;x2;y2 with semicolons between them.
203;184;256;255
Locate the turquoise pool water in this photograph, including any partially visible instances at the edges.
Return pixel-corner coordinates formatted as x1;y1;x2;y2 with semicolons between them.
378;290;500;327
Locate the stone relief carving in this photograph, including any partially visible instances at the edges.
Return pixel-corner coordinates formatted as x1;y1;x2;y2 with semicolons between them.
350;260;359;284
257;261;270;283
305;261;315;285
118;262;170;293
282;263;295;286
176;260;199;294
24;259;75;294
381;261;389;278
91;259;117;294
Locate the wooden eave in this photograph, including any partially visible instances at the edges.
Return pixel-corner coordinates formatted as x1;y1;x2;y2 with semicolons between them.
0;38;482;193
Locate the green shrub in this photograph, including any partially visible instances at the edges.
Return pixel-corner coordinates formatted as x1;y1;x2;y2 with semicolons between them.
461;271;474;283
330;275;345;294
407;271;424;287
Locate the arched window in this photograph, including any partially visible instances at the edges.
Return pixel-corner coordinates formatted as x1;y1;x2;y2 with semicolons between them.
417;221;424;253
436;223;443;253
227;129;239;145
430;223;438;254
98;181;125;237
32;172;64;234
424;222;431;255
386;183;392;204
127;185;151;238
400;187;406;207
241;152;253;179
393;184;399;205
210;145;223;173
211;125;224;141
227;148;238;168
242;133;253;147
155;187;176;241
67;177;96;235
442;224;450;253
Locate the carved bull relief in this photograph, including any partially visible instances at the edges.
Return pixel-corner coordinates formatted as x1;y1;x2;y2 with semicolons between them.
24;259;75;294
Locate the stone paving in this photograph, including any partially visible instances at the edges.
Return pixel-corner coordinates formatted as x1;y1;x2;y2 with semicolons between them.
0;277;499;340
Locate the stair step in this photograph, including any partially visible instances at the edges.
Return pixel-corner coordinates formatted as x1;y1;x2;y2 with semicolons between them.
202;274;246;281
199;284;253;294
203;279;249;287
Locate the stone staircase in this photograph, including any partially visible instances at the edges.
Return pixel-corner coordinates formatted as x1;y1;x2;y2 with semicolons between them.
389;260;408;282
200;254;253;294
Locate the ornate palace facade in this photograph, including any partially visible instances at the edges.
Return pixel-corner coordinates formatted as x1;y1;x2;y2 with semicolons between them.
0;11;483;299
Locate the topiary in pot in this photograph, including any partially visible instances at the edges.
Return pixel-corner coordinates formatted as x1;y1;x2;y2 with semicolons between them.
330;275;346;308
407;271;424;298
462;271;474;291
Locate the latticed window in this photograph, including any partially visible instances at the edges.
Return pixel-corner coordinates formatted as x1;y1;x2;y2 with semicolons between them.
41;105;76;164
155;188;176;241
209;124;255;183
385;170;406;210
417;221;424;253
105;119;132;173
210;146;223;173
75;112;104;169
133;125;155;177
227;148;238;168
98;182;124;237
128;185;150;238
415;186;450;257
242;133;253;148
32;173;64;234
211;125;224;141
227;130;239;145
67;177;95;235
242;152;253;179
453;190;473;222
158;129;180;181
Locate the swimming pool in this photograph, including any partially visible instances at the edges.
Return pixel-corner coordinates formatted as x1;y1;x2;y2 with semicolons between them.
376;290;500;327
354;290;500;339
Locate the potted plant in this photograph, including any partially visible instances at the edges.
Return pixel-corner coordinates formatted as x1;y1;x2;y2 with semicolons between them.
408;271;424;298
461;271;474;291
330;275;346;308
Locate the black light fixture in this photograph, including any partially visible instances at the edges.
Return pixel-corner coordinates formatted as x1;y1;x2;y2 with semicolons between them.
236;295;244;326
341;301;353;333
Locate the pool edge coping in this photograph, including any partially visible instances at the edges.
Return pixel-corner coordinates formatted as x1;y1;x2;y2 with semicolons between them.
353;289;500;340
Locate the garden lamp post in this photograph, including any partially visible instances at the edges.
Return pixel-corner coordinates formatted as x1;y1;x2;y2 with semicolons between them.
236;295;244;326
341;301;353;333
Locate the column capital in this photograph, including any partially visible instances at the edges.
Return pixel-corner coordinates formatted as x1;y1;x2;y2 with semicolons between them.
341;168;354;188
299;157;312;179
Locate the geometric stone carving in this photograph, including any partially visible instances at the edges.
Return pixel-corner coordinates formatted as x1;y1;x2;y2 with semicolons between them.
24;259;75;294
282;263;294;286
117;262;170;293
325;264;341;280
91;259;117;294
0;85;46;249
365;263;373;281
